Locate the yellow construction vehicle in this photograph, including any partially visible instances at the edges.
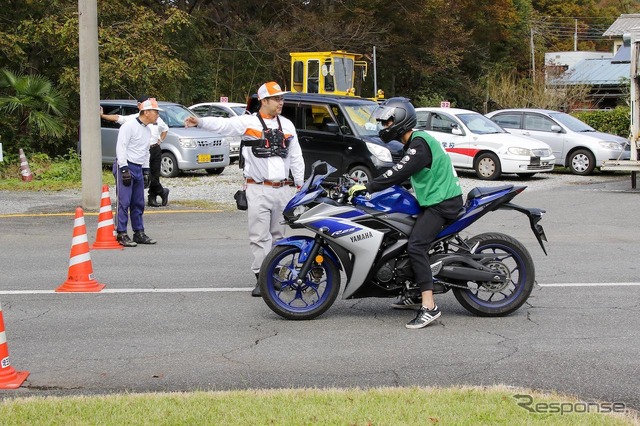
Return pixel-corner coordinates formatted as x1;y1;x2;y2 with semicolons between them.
290;51;384;101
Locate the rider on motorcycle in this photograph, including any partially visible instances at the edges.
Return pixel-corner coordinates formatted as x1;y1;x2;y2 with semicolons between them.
348;97;464;329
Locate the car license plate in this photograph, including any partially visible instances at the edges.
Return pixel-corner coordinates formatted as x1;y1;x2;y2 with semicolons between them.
197;154;211;163
530;156;540;166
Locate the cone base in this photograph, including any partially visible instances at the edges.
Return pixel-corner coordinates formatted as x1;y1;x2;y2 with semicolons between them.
91;241;123;250
56;280;105;292
0;369;29;389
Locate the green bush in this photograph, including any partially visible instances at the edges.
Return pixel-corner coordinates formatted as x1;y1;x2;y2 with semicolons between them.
572;107;630;138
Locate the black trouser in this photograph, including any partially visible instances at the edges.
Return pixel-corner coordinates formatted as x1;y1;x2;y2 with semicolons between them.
408;195;463;292
148;144;164;199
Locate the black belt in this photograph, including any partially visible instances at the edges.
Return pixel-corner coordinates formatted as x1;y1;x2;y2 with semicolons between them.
246;178;293;188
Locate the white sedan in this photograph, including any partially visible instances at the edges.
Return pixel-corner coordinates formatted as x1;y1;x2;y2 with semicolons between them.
415;107;555;180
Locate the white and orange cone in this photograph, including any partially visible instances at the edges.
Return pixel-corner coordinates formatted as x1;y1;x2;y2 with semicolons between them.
56;207;106;292
18;148;33;182
92;184;122;250
0;303;29;389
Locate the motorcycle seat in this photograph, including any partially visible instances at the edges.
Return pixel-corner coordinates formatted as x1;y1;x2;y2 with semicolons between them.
466;185;514;201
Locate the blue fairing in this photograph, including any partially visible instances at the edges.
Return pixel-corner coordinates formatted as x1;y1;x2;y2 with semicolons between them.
437;187;514;237
353;186;420;215
274;235;341;268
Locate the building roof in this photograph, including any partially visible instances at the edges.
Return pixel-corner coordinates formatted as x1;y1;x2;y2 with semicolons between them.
548;58;630;86
603;14;640;37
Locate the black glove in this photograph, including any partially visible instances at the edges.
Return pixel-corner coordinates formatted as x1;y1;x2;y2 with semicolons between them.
120;166;132;187
143;168;150;189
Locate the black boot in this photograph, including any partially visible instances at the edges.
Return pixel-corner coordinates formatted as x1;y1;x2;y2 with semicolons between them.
160;188;170;206
148;195;160;207
251;272;261;297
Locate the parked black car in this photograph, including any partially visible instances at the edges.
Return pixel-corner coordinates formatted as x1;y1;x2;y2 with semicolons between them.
280;93;405;183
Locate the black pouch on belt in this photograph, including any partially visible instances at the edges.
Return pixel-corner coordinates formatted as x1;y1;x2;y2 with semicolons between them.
234;189;248;211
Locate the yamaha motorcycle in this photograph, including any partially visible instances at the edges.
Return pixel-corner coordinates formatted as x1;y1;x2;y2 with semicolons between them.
259;161;548;320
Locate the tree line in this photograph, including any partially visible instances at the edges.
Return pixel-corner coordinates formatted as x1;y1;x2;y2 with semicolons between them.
0;0;637;157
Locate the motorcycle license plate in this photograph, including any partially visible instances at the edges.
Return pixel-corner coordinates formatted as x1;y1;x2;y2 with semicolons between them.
197;154;211;163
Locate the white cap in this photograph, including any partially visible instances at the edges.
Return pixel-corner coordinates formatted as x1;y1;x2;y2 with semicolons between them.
257;81;288;100
139;98;163;111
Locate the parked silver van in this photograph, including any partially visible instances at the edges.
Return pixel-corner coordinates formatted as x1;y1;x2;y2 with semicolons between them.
100;100;230;177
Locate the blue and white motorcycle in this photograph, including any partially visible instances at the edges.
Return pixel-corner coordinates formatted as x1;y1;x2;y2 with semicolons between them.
259;161;548;320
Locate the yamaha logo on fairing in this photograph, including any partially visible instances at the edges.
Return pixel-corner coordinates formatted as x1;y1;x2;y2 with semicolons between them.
350;231;373;243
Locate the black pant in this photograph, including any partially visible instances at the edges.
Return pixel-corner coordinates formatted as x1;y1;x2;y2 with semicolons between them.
407;195;463;292
148;144;164;198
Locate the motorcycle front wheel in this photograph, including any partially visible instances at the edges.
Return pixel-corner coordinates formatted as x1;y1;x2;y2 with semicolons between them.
259;245;341;320
452;232;535;317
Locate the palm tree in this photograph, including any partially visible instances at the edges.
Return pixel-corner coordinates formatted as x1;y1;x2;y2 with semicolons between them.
0;69;68;151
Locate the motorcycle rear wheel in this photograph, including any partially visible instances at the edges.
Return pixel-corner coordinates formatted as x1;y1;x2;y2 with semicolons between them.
259;245;341;320
452;232;535;317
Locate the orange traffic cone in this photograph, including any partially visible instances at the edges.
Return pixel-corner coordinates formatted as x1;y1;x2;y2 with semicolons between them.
92;184;123;250
18;148;33;182
0;303;29;389
56;207;106;292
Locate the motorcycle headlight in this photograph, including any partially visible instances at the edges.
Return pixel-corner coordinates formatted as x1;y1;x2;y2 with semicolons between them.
366;142;392;162
508;147;535;156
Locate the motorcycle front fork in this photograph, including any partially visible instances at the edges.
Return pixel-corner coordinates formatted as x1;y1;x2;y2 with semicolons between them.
294;235;324;284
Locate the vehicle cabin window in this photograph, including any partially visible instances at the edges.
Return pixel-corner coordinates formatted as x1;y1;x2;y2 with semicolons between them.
323;59;335;92
191;106;210;117
430;113;456;134
308;60;320;94
415;111;430;129
301;104;334;132
280;104;298;127
524;114;555;132
100;105;121;129
491;113;521;129
209;106;233;118
122;106;139;116
292;61;304;93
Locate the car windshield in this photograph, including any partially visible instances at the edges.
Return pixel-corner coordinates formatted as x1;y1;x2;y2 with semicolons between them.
343;102;382;136
457;113;505;135
160;104;198;128
231;105;246;116
548;112;595;132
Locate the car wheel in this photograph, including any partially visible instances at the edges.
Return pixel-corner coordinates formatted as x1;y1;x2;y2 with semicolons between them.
568;149;595;175
474;153;501;180
206;168;224;175
348;165;373;184
160;152;180;178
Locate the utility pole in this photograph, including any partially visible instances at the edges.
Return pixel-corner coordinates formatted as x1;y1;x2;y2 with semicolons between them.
78;0;102;209
574;19;578;51
530;28;536;84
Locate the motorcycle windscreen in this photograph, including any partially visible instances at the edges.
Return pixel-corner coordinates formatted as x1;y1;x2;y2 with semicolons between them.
354;186;420;215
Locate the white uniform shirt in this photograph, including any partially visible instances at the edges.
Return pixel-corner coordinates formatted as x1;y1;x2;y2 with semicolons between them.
198;113;305;186
118;114;168;146
116;118;152;169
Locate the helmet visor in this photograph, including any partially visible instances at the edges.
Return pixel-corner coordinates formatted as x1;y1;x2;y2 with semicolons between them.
372;105;396;122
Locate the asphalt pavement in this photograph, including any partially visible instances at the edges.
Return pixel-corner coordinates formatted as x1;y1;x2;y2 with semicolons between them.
0;174;639;412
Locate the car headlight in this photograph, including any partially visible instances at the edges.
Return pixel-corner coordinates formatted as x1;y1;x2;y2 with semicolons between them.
599;141;622;150
366;142;392;162
508;147;535;156
179;138;197;148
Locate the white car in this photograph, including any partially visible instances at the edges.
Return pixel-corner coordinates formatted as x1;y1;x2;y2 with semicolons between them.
189;102;247;163
415;107;555;180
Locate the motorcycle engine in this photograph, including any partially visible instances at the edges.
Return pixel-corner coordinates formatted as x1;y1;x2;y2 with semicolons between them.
376;262;394;283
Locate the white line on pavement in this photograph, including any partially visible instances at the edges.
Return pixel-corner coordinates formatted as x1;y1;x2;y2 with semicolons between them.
1;283;639;295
